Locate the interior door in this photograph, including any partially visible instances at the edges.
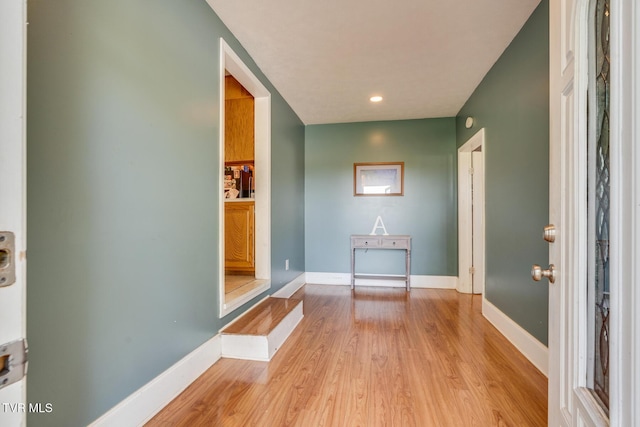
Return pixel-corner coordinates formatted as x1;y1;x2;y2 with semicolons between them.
471;149;484;295
0;0;28;425
548;0;611;425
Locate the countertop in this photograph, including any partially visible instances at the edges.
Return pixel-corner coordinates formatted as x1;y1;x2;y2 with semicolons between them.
224;198;255;203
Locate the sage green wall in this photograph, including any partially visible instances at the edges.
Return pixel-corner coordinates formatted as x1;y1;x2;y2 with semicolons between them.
305;119;457;276
456;0;549;344
26;0;304;425
271;99;306;285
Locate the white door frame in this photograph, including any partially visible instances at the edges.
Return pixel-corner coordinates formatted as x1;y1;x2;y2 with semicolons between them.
218;39;272;317
0;0;27;424
548;0;640;425
457;128;485;295
609;0;640;424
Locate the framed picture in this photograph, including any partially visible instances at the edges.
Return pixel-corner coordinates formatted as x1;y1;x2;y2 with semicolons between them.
353;162;404;196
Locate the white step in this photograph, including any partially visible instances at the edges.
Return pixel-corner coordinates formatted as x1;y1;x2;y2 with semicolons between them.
220;297;303;361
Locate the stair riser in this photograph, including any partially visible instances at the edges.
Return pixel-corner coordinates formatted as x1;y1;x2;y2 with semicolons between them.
221;302;303;361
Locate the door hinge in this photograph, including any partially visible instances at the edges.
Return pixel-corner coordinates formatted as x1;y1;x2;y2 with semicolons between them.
0;339;28;390
469;267;476;275
469;167;474;175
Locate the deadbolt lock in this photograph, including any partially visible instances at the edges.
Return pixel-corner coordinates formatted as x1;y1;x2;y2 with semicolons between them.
543;224;557;243
0;232;16;288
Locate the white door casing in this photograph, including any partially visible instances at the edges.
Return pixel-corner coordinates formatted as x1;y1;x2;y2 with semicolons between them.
549;0;640;425
0;0;28;425
471;149;485;295
458;128;485;295
218;39;272;317
608;0;640;424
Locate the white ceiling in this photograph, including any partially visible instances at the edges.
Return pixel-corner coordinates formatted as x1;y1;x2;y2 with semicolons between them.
207;0;541;125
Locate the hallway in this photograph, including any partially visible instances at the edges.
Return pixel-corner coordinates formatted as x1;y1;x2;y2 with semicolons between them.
148;285;547;426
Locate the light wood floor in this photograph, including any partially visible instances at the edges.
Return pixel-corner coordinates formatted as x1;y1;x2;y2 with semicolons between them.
225;275;265;301
148;285;547;426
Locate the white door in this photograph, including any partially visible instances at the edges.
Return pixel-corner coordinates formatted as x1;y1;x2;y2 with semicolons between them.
548;0;640;425
457;128;485;295
471;149;485;295
0;0;28;425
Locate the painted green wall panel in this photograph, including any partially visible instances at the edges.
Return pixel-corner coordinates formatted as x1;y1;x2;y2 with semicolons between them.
270;99;306;285
456;0;549;344
26;0;304;425
305;119;457;276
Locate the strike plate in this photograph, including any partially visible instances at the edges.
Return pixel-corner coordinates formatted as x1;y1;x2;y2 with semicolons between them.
0;339;28;390
0;232;16;287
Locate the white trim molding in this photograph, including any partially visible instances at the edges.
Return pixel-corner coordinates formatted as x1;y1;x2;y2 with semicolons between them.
89;335;222;426
272;273;306;298
458;128;486;295
218;38;272;319
482;297;548;377
305;272;457;289
0;0;27;422
222;281;271;316
609;0;640;424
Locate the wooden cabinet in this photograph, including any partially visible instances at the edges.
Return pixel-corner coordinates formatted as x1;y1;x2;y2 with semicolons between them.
225;75;252;99
225;76;254;163
225;201;255;273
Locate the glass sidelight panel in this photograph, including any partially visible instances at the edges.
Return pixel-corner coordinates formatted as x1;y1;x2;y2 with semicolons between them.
588;0;610;411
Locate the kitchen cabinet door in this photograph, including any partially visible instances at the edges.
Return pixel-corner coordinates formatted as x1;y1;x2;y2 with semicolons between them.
224;201;255;273
225;98;254;163
224;75;254;163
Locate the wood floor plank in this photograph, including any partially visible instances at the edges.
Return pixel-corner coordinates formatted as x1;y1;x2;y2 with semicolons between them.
222;297;302;336
147;285;547;426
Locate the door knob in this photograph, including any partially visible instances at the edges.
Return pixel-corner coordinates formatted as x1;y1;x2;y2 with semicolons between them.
543;224;556;243
531;264;556;284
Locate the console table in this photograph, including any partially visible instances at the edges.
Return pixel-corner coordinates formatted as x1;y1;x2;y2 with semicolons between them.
350;234;412;291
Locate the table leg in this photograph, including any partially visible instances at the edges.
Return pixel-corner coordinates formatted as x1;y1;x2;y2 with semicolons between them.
406;249;411;291
351;248;355;290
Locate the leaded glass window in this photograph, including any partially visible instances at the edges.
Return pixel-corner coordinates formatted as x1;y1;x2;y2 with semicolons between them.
588;0;610;411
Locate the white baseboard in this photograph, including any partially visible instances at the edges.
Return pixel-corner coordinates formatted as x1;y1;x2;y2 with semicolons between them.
305;272;457;289
305;272;349;286
89;335;222;427
411;275;458;289
482;297;549;377
272;273;306;298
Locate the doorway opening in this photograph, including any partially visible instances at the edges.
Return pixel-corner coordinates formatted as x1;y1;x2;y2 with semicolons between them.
458;128;485;294
219;39;271;317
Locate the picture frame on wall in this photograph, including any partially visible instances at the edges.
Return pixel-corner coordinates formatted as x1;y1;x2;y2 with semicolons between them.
353;162;404;196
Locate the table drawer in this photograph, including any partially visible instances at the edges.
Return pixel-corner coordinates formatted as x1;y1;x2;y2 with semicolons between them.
380;238;410;249
352;237;381;248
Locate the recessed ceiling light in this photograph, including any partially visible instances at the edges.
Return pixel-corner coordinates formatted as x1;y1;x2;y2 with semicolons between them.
370;95;383;103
